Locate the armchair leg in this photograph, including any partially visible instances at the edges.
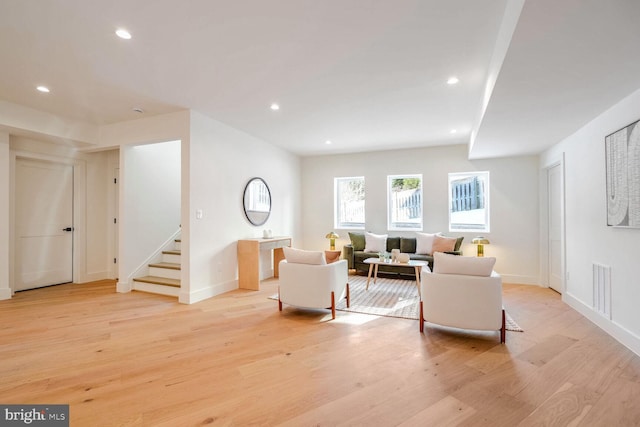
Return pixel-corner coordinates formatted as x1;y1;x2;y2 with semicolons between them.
419;301;424;333
346;282;350;308
331;291;336;319
500;309;506;344
278;287;282;312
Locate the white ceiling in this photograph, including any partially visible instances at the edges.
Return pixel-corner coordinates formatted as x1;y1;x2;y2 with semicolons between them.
1;0;639;158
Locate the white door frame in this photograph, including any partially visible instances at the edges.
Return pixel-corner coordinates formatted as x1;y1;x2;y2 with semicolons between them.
10;150;87;293
541;156;566;293
107;149;120;280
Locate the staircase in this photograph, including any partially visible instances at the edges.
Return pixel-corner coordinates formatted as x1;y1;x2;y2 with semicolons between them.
132;239;181;297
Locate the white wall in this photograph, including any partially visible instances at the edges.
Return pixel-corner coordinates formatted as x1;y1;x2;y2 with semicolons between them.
301;144;540;284
0;132;10;299
540;88;640;355
184;110;301;303
119;140;181;286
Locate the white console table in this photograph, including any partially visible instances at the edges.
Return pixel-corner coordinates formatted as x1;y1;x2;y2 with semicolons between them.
237;237;292;290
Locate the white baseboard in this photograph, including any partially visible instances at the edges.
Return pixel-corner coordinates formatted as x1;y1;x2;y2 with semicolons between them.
0;287;11;300
564;291;640;357
116;280;131;293
500;274;540;285
179;279;238;304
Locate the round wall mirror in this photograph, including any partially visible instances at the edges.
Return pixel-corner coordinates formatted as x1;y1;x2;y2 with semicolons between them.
243;177;271;226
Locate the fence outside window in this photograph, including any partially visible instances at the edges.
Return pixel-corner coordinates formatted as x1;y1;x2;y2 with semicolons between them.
451;176;485;212
388;174;422;230
448;171;490;232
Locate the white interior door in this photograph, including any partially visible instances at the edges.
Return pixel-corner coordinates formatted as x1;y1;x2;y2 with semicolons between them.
548;163;563;293
15;158;74;291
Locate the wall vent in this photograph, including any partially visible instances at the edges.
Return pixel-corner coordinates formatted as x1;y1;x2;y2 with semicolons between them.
593;263;611;319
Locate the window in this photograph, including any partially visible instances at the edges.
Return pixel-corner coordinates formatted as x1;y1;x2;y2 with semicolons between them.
448;171;490;232
334;176;365;229
387;174;422;231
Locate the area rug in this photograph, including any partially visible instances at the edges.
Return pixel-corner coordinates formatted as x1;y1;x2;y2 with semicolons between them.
270;275;523;331
336;275;421;320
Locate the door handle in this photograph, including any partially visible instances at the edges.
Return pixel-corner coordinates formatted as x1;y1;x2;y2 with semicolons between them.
62;227;74;232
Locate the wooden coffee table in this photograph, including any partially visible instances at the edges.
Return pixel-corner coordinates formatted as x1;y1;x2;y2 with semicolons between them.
363;258;428;296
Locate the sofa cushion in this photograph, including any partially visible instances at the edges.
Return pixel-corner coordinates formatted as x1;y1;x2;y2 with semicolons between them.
400;238;416;253
386;237;401;252
348;232;366;251
283;247;327;265
364;232;387;253
415;232;441;254
432;235;457;253
409;253;432;262
354;251;377;264
433;252;495;276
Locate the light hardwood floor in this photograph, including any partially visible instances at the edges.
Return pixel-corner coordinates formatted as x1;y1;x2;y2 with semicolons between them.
1;278;639;426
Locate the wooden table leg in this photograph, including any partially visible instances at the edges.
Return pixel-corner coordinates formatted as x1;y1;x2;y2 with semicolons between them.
366;264;374;290
373;264;379;284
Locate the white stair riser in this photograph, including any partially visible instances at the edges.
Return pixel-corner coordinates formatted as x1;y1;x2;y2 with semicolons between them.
174;241;181;251
162;253;181;264
133;281;180;297
149;266;181;280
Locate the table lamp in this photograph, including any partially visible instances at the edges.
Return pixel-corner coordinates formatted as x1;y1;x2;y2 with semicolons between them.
325;232;339;250
472;236;490;257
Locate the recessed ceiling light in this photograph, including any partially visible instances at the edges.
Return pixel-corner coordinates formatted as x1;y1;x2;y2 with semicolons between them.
450;129;457;134
270;103;280;111
325;140;332;145
447;76;459;85
36;86;50;93
116;28;132;40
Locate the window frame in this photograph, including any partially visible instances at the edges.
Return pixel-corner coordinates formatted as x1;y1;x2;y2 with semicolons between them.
448;171;490;233
334;176;365;230
387;173;423;231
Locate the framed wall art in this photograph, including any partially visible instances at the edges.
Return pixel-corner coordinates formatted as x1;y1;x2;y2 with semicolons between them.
605;118;640;227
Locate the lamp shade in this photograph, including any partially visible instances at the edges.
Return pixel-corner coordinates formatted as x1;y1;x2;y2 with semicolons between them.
472;237;490;245
325;232;339;240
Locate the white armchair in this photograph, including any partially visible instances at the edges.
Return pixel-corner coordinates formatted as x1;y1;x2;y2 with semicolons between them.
419;253;505;343
278;258;350;319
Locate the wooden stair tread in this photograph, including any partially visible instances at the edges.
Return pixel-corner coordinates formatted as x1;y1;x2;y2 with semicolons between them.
148;262;181;270
133;276;181;287
162;250;181;255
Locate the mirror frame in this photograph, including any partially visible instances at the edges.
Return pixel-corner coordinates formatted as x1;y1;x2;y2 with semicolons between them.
242;177;272;226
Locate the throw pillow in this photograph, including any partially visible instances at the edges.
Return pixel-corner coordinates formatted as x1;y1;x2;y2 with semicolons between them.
364;232;388;253
454;236;464;251
433;252;496;276
431;235;457;253
283;247;327;265
348;232;366;251
386;237;400;252
400;237;416;254
415;232;442;254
